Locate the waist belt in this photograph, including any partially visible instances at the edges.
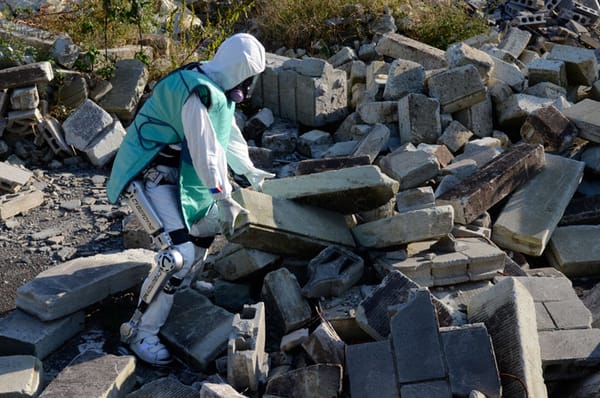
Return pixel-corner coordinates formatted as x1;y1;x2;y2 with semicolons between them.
153;145;181;168
168;228;215;248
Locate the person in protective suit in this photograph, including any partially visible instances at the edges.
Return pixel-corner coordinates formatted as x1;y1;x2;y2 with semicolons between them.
106;33;274;365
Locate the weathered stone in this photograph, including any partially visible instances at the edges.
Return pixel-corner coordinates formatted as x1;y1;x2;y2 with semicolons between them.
453;94;493;138
528;58;568;87
200;383;247;398
302;245;364;298
563;98;600;143
492;154;584;256
525;82;567;100
520;105;578;152
85;119;126;167
50;35;81;68
398;93;441;144
427;65;487;113
383;58;425;100
357;100;398;124
10;86;39;110
39;350;136;398
396;186;435;213
346;340;398;398
265;364;343;398
301;321;345;365
54;70;88;109
62;99;113;151
547;43;598;86
496;93;554;131
0;61;54;89
213;243;280;281
99;59;148;122
446;42;494;82
295;67;347;127
0;309;84;359
547;225;600;276
468;278;547;398
0;355;43;398
16;249;154;321
161;288;234;370
375;33;448;70
539;329;600;381
294;156;370;176
498;27;532;59
489;55;527;91
352;123;390;162
438;121;473;153
378;146;440;189
262;268;312;334
263;165;398;214
417;143;454;168
437;143;545;224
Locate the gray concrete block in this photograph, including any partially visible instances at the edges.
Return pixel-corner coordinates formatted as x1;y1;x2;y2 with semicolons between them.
85;119;126;167
547;225;600;276
261;268;312;334
278;69;298;122
10;86;39;110
563;98;600;144
295;68;347;127
396;186;435;213
213;243;280;281
200;383;247;398
351;123;390;163
0;161;33;193
227;302;267;392
0;355;43;398
468;278;547;398
261;120;298;154
438;121;473;153
390;288;446;383
398;93;441;144
489;55;527;92
539;329;600;381
427;64;487;114
161;288;234;371
51;35;81;68
547;43;598;86
399;380;452;398
16;249;154;321
301;321;345;365
441;323;501;398
62;99;113;151
492;154;584;256
127;377;200;397
39;350;136;398
262;165;398;214
382;58;425;100
0;309;84;359
375;33;448;70
346;340;399;398
446;42;494;83
453;94;493;138
520;105;578;152
302;245;364;298
265;364;343;398
0;61;54;90
99;59;148;122
230;189;355;257
528;58;568;87
351;205;454;249
357;100;398;124
378;147;440;189
437;143;545;224
498;27;532;59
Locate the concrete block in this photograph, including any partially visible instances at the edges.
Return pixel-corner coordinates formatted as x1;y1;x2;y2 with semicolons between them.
227;302;267;392
398;93;441;144
560;195;600;225
39;350;136;398
10;86;39;110
417;143;454;168
375;33;448;70
53;71;88;109
317;286;373;343
357;100;398;124
0;161;32;193
36;116;71;155
62;99;113;151
525;82;567;101
302;245;364;298
396;186;435;213
301;321;345;365
438;121;473;153
446;42;495;82
547;43;598;86
351;123;390;162
468;278;547;398
262;268;312;334
16;249;154;321
294;156;370;176
50;35;80;68
399;380;452;398
262;165;398;214
256;53;289;114
453;94;493;138
352;205;454;249
6;108;43;135
200;383;247;398
382;58;425;100
297;129;332;158
441;323;501;398
437;143;545;224
356;271;454;340
328;46;356;68
563;98;600;143
265;364;342;398
161;288;234;370
427;65;487;113
0;309;84;359
539;329;600;381
229;189;356;257
128;377;200;397
213;243;280;281
489;55;527;91
0;355;43;398
84;119;126;167
280;328;309;352
295;68;347;127
390;288;446;383
520;105;578;152
261;120;298;154
378;147;440;189
0;61;54;90
498;27;532;59
99;59;148;122
492;154;584;256
346;340;399;398
547;225;600;276
278;69;298;122
528;58;568;87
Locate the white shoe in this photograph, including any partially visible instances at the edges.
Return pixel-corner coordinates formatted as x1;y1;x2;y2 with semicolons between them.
130;335;172;366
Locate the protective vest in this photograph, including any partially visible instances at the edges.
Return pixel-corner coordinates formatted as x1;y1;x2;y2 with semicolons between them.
106;70;235;227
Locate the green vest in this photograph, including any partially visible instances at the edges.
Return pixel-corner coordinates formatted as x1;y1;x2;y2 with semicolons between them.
106;70;235;228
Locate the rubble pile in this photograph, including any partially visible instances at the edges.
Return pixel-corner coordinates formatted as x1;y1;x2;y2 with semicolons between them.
4;4;600;398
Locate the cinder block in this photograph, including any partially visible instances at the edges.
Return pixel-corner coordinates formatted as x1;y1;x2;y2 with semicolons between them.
36;116;71;155
302;245;364;298
427;64;487;113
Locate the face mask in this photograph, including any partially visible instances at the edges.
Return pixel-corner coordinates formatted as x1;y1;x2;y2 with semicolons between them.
227;76;257;103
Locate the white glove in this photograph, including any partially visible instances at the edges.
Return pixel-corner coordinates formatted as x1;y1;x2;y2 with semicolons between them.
217;196;249;236
245;167;275;192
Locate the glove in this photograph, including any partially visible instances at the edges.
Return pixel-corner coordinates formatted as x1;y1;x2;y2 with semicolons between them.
217;196;249;236
245;167;275;192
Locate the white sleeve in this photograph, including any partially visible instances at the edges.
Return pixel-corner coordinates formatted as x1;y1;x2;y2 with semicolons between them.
182;93;232;200
227;121;255;176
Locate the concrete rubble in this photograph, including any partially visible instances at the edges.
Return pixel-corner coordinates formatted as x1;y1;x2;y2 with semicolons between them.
5;3;600;398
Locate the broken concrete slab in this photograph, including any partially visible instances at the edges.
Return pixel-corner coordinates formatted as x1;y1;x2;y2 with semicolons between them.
496;93;555;131
547;225;600;276
398;93;441;144
212;243;281;281
0;309;84;359
265;364;343;398
0;61;54;89
396;186;435;213
294;156;370;176
84;119;126;167
0;355;43;398
375;33;448;70
99;59;148;122
0;161;33;193
378;146;440;189
453;94;494;138
39;350;136;397
427;64;487;113
382;58;425;100
520;105;578;152
16;249;154;321
346;340;398;398
446;42;494;83
351;205;454;249
437;143;545;224
351;123;390;162
547;43;598;85
468;278;547;398
301;245;364;298
200;382;248;398
492;154;584;256
161;288;234;371
62;99;114;151
539;329;600;381
563;98;600;143
229;189;355;257
438;121;473;153
301;322;345;365
262;165;398;214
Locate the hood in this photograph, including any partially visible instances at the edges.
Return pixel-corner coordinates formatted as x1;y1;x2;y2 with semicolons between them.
201;33;266;91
